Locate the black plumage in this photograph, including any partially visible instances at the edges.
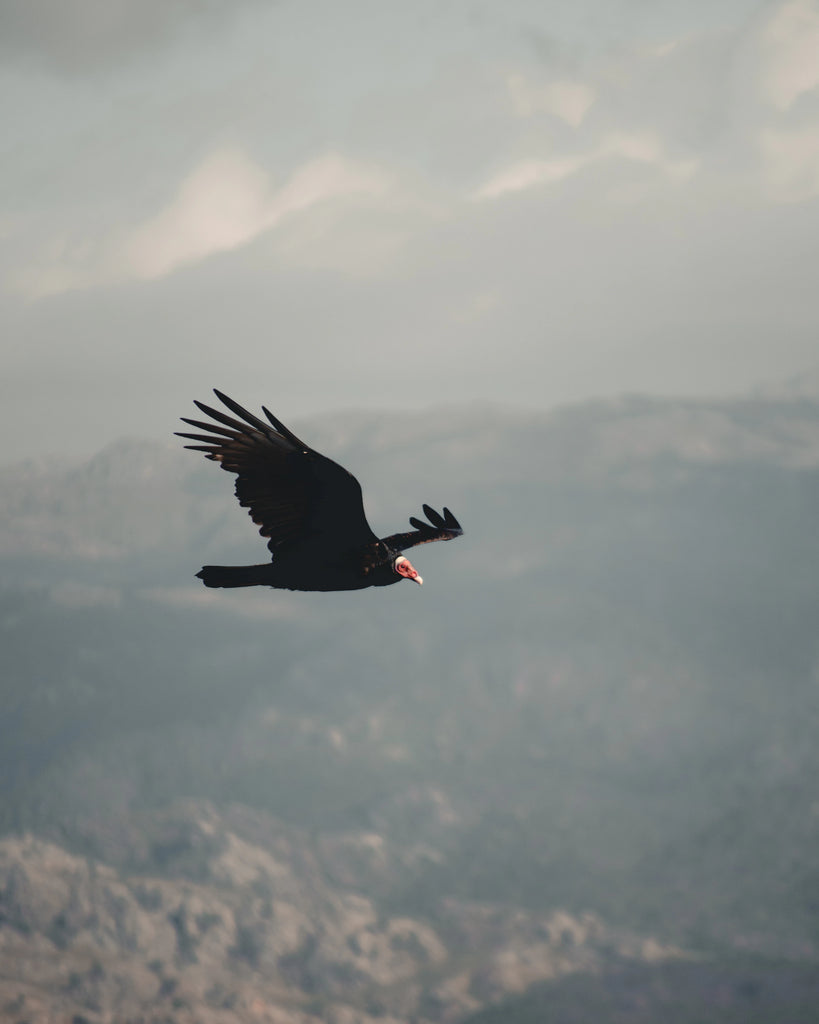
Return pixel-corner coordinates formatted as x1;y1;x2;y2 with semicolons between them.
177;390;463;591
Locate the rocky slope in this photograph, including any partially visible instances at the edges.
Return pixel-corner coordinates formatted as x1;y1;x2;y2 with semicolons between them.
0;802;682;1024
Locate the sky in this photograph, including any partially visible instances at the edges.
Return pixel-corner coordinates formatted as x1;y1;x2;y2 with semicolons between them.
2;0;819;458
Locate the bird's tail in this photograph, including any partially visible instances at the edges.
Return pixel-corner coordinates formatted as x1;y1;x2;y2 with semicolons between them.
196;564;272;588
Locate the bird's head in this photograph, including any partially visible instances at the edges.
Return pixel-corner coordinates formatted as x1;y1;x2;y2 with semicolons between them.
394;555;422;585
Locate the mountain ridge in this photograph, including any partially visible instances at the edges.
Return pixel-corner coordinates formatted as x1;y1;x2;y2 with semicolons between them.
1;389;818;1021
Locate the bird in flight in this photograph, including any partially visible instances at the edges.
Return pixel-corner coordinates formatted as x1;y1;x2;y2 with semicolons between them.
177;390;463;592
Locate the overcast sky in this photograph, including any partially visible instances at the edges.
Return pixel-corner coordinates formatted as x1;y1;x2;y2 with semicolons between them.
2;0;818;458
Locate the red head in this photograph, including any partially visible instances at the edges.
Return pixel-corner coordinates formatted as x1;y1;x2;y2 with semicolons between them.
394;555;423;585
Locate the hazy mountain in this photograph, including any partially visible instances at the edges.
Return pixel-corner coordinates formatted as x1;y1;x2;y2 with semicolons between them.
1;392;818;1022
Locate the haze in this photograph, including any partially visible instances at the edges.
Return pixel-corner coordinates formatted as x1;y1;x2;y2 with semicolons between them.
2;0;819;458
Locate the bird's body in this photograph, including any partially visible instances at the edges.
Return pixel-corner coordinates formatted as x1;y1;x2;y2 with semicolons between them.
177;391;463;592
197;542;400;592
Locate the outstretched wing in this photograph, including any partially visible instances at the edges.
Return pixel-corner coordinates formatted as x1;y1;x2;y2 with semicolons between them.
381;504;463;553
177;390;377;553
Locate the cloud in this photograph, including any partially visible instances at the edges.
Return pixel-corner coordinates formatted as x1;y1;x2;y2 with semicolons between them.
474;1;819;204
473;132;698;200
123;149;392;280
5;0;819;465
598;132;700;182
506;73;596;127
124;148;272;279
0;0;262;73
756;0;819;110
14;149;394;295
472;155;589;200
12;1;819;297
759;125;819;199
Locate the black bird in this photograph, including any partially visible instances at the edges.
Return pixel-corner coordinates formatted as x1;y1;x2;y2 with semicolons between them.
177;390;463;592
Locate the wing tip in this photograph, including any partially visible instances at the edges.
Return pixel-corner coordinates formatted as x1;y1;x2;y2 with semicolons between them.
407;505;463;539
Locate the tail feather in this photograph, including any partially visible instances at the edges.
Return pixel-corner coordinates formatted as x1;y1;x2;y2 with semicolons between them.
196;564;272;588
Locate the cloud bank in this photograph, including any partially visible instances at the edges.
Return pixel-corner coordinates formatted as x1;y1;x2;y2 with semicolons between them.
3;0;819;456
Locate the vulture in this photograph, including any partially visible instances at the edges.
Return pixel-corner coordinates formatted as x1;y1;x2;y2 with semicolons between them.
177;390;463;592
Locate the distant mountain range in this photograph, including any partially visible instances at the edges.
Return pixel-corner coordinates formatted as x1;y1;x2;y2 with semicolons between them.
1;390;818;1023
